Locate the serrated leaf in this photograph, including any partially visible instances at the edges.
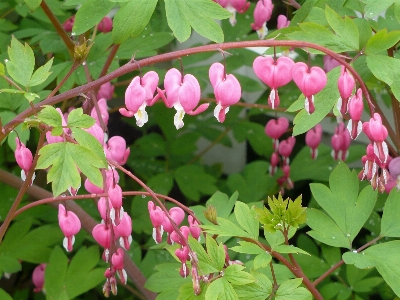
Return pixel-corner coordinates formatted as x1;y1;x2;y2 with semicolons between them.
72;0;115;35
201;217;251;239
273;245;310;255
67;108;95;128
365;29;400;54
37;105;63;127
380;189;400;237
205;278;238;300
28;58;53;87
233;271;272;299
165;0;230;43
253;252;272;270
23;92;39;102
234;201;259;240
37;142;104;196
275;278;312;300
6;36;35;87
325;5;359;50
230;241;265;255
188;236;218;275
205;235;225;271
224;264;255;285
112;0;158;44
362;0;394;19
291;67;340;136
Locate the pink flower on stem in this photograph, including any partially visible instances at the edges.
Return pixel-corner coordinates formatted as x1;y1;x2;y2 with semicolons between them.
158;68;209;129
58;204;81;252
251;0;274;39
188;215;201;241
278;136;296;165
323;55;341;73
347;88;363;139
91;98;109;126
175;246;190;277
277;165;294;194
209;62;242;123
170;226;190;246
292;62;327;114
269;152;280;175
331;123;351;161
148;201;164;243
85;123;105;145
114;212;133;250
162;207;185;244
108;183;123;225
253;56;294;109
105;136;130;165
305;124;322;159
97;82;114;100
45;108;68;144
365;113;389;163
111;248;127;284
98;16;112;33
92;223;113;261
265;117;289;151
32;264;46;293
215;0;250;26
337;66;355;115
15;137;34;182
63;16;74;32
120;71;159;127
84;178;103;194
277;14;290;29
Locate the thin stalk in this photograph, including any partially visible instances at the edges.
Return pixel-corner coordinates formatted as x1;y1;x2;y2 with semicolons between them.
99;44;120;79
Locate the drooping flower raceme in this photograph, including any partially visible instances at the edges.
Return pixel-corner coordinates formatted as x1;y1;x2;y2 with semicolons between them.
209;62;242;123
158;68;209;129
253;56;294;109
120;71;159;127
214;0;250;26
292;62;327;114
251;0;274;39
58;204;81;252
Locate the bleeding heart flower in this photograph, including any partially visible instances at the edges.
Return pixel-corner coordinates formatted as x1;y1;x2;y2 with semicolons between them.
15;137;34;182
215;0;250;26
292;62;327;114
251;0;274;39
265;117;289;150
277;14;290;29
97;82;114;100
209;62;241;122
120;71;159;127
105;136;130;165
253;56;294;109
158;68;209;129
58;204;81;252
337;66;355;115
305;124;322;159
347;88;363;139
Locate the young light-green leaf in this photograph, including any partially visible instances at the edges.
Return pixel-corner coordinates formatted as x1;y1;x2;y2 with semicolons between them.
230;241;265;255
224;264;255;286
234;201;259;240
365;29;400;54
72;128;107;167
6;36;35;87
28;58;53;87
275;278;312;300
205;278;238;300
112;0;158;44
363;0;395;19
205;235;225;271
187;236;219;275
253;252;272;270
380;189;400;237
37;105;63;127
67;108;95;129
201;217;251;239
72;0;115;35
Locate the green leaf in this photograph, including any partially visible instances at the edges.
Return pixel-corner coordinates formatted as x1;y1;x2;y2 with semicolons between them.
37;105;63;127
112;0;158;44
234;201;259;240
233;271;272;299
325;5;359;50
0;89;25;94
205;278;238;300
6;36;35;87
0;256;21;274
205;235;225;271
201;217;251;239
380;189;400;237
309;163;377;246
291;67;340;136
45;246;69;300
72;0;115;35
343;241;400;297
307;208;350;248
23;92;39;102
0;63;5;76
174;165;217;201
165;0;230;43
37;142;104;196
224;264;255;285
28;58;53;87
67;108;95;128
362;0;395;19
275;278;312;300
290;0;318;25
230;241;265;255
188;236;219;275
253;252;272;270
24;0;42;11
207;191;237;219
366;54;400;100
365;29;400;54
0;289;13;300
145;263;189;293
273;245;310;256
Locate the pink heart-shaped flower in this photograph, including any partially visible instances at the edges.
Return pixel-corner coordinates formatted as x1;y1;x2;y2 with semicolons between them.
292;62;327;97
253;56;294;89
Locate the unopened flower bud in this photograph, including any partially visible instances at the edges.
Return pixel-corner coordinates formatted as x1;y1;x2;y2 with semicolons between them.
203;204;218;225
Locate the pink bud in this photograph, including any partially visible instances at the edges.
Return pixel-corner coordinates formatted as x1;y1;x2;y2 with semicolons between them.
108;184;123;223
63;16;74;32
265;117;289;139
337;66;355;115
162;207;185;234
92;223;112;249
209;63;241;122
277;14;290;29
120;71;159;127
97;82;115;100
251;0;274;39
269;152;280;175
91;98;109;126
175;246;190;263
114;212;133;250
15;138;33;179
188;215;201;240
105;136;130;165
160;68;209;129
58;204;81;252
305;124;322;159
323;55;341;73
170;226;190;246
367;113;388;163
97;197;110;221
32;264;46;293
215;0;250;25
148;201;164;243
85;123;105;145
292;62;327;114
278;136;296;162
389;157;400;178
111;248;125;270
98;16;112;33
347;88;363;139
